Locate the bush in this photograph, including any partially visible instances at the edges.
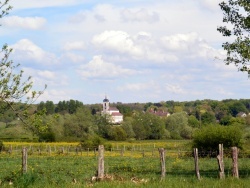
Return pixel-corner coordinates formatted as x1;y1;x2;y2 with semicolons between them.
0;140;4;152
80;135;111;150
38;132;56;142
192;125;243;154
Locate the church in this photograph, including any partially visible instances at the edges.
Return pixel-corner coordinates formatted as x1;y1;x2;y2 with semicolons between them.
102;96;123;124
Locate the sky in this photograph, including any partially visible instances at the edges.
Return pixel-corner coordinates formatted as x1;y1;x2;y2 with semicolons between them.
1;0;250;104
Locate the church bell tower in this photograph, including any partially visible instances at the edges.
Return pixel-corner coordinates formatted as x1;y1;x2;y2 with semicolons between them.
103;95;109;113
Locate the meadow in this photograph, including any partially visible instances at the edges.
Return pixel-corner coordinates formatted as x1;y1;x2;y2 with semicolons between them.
0;140;250;187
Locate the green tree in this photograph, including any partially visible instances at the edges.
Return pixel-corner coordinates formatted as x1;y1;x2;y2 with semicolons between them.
131;112;149;140
188;115;200;128
63;107;95;140
201;111;216;125
94;113;112;139
121;117;135;139
228;101;248;117
45;101;55;115
193;125;243;153
0;1;46;135
165;112;191;139
218;0;250;75
108;126;127;141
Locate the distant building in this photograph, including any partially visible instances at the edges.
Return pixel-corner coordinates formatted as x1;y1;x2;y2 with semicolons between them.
237;112;247;118
148;108;170;117
102;96;123;124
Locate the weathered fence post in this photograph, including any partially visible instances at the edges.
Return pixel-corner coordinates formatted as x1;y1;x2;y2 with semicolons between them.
9;145;12;154
142;150;145;158
158;148;166;180
121;149;124;157
194;148;201;180
98;145;104;181
48;145;51;156
231;147;239;178
38;147;41;155
217;144;225;179
22;147;28;174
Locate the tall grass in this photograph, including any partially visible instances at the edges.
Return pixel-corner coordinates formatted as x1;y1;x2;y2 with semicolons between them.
0;140;249;187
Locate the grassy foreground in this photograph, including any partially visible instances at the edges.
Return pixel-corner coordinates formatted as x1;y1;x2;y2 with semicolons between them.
0;140;249;187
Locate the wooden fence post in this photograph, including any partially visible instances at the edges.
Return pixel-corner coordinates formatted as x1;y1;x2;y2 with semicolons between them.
38;147;41;155
194;148;201;180
217;144;225;179
98;145;104;181
142;150;145;158
121;149;124;157
22;147;28;174
231;147;239;178
158;148;166;180
9;145;12;154
48;145;51;156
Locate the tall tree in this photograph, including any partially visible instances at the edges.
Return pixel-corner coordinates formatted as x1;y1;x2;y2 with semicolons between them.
218;0;250;75
0;1;46;132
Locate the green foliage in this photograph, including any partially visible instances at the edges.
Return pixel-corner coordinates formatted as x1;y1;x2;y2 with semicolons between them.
188;115;200;128
166;112;191;139
38;132;55;142
63;107;96;140
218;0;250;75
131;112;166;140
55;100;83;114
201;111;216;125
108;126;127;141
0;140;3;151
193;125;243;152
121;117;135;139
80;135;111;150
229;117;246;126
37;101;55;115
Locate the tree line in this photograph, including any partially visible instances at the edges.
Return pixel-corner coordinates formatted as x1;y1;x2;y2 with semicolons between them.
0;98;250;142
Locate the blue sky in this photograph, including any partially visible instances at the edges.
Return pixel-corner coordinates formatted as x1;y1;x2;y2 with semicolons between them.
1;0;250;104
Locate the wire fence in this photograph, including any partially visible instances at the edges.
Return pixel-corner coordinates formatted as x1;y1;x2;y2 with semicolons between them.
1;145;250;181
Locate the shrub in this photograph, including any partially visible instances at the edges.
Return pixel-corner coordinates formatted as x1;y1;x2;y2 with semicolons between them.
192;125;243;154
80;135;111;150
0;140;4;152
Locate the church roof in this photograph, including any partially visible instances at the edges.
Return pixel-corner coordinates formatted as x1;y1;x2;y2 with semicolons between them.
109;107;119;111
112;112;123;116
103;97;109;102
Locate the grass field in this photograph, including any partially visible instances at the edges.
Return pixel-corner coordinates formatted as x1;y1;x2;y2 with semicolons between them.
0;140;249;187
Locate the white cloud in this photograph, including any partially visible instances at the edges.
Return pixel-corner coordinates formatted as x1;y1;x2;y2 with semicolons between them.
12;0;91;10
22;68;69;87
94;14;106;22
120;8;159;23
92;30;144;57
1;16;46;30
37;89;71;103
117;82;150;92
77;55;137;79
37;70;56;79
11;39;58;66
197;0;221;11
165;84;185;94
63;41;85;51
92;30;178;63
68;11;86;23
217;88;233;96
60;52;85;63
161;32;224;60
